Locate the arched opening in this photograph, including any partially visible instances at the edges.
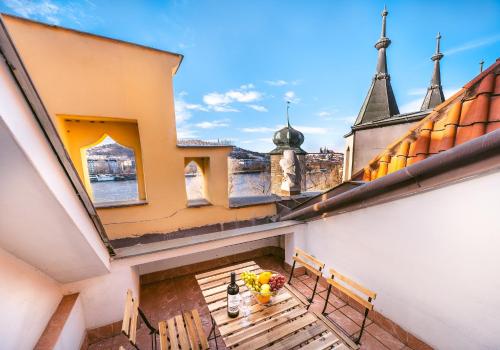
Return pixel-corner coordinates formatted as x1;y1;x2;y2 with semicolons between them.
344;146;351;180
84;135;139;203
184;159;208;205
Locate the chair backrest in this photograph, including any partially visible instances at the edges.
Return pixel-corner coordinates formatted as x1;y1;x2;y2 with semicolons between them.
122;289;139;345
293;247;325;277
326;267;376;311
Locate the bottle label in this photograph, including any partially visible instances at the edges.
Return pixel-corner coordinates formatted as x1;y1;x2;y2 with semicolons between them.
228;294;240;314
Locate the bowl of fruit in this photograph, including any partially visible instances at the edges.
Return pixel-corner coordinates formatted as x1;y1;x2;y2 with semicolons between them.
241;270;286;304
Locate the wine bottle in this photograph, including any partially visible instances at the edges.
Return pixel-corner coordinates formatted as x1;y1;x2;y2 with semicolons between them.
227;272;240;318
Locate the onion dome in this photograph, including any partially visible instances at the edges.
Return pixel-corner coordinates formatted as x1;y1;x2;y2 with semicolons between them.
270;103;306;155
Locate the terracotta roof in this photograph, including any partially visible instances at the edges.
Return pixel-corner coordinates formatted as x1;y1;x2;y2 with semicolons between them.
357;58;500;182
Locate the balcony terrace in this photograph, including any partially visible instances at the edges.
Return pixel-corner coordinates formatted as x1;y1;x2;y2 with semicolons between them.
87;254;413;350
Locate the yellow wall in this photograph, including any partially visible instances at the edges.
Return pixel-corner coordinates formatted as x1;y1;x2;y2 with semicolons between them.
4;15;275;239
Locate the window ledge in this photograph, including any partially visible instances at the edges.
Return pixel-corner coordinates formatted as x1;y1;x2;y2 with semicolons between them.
229;195;278;208
95;199;148;209
187;198;212;208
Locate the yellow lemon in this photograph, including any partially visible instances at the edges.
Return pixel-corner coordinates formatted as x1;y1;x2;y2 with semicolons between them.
258;271;272;284
260;283;271;293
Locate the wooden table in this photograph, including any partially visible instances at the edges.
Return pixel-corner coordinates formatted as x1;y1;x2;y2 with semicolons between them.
195;261;358;350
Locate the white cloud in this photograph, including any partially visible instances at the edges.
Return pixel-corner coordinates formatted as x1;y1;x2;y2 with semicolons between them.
239;138;274;152
265;80;288;86
240;127;275;133
407;88;427;96
265;79;300;87
5;0;60;24
334;115;357;124
213;105;239;112
400;86;461;113
203;92;232;106
400;98;424;113
175;94;208;123
444;87;461;98
195;119;230;129
317;111;331;118
248;105;268;112
226;90;261;103
177;127;197;139
240;83;255;90
445;34;500;56
284;91;300;103
4;0;98;26
202;87;262;112
290;125;329;135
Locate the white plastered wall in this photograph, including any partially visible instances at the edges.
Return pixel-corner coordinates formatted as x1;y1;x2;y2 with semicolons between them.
62;264;140;330
0;247;62;350
291;170;500;349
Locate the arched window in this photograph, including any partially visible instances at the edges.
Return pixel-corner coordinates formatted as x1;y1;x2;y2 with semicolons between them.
85;135;139;203
184;158;211;206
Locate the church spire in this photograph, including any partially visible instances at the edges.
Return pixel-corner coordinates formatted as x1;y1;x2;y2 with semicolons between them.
354;6;399;126
421;32;445;110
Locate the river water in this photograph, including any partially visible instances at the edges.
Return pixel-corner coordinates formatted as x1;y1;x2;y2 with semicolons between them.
90;173;272;203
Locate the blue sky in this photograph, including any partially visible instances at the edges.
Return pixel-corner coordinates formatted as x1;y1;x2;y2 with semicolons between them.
1;0;499;152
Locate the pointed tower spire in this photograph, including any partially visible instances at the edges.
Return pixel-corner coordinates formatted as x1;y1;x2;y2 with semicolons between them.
286;101;291;127
354;6;399;126
421;32;445;110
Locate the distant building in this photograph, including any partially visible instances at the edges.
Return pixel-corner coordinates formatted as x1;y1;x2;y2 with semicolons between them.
343;7;445;180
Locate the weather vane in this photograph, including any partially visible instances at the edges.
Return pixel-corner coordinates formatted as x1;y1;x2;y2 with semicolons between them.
286;101;291;127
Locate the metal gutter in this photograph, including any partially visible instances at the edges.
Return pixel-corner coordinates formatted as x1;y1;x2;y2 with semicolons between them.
281;128;500;221
344;110;430;138
0;17;115;255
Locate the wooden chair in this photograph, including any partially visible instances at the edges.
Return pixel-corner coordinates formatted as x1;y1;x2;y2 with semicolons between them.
288;247;325;304
322;267;377;344
122;289;159;350
158;309;209;350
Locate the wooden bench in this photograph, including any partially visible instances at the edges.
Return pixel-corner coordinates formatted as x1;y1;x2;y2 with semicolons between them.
322;267;376;344
158;309;209;350
288;247;325;304
122;289;159;350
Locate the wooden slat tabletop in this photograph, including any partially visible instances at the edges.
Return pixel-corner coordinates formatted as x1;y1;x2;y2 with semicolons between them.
195;261;358;349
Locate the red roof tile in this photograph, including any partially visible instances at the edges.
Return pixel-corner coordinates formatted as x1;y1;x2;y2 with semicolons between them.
359;58;500;182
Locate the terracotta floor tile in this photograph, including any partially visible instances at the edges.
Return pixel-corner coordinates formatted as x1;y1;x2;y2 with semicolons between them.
297;274;310;281
339;305;372;327
319;289;346;308
292;280;315;297
367;323;405;350
301;277;327;293
308;297;334;314
326;310;360;336
359;332;388;350
88;337;113;350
